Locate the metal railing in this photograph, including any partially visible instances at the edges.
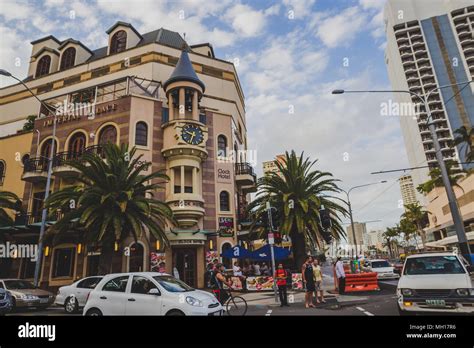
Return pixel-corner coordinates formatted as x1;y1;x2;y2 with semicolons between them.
235;163;257;181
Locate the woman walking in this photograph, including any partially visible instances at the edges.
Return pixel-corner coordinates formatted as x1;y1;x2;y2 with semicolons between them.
313;259;325;304
302;256;315;308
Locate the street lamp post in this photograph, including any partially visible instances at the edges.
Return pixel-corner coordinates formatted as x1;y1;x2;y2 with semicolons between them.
0;69;57;287
341;181;386;257
333;80;473;263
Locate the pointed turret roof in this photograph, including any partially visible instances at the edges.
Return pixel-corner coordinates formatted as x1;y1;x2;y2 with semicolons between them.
163;49;205;92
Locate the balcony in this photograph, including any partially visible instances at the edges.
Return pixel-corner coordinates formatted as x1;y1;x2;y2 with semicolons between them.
235;163;257;193
52;152;83;177
14;211;63;227
22;157;50;183
166;198;205;228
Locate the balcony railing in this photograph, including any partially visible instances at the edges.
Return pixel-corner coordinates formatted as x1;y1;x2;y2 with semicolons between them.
235;163;257;179
14;211;63;226
23;157;48;173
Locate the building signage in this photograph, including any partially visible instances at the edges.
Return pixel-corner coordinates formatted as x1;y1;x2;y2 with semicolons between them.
218;217;234;237
216;163;232;183
42;103;118;127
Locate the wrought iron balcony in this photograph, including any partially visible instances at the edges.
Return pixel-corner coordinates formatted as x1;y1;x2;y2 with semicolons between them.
235;163;257;192
22;157;49;183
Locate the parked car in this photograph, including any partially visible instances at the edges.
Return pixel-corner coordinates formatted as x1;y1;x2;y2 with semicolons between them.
83;272;223;316
55;276;103;313
0;279;55;310
0;288;13;315
365;259;400;280
397;252;474;315
390;259;404;275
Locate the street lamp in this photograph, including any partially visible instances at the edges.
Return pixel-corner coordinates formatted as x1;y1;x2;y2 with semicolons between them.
341;181;387;257
332;80;473;262
1;69;58;287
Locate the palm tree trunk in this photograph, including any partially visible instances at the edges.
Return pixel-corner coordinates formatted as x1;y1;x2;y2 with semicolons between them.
98;242;115;275
417;223;426;250
290;227;306;270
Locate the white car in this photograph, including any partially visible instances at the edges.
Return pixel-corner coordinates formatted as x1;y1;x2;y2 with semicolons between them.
55;276;103;313
366;259;400;280
397;252;474;315
83;272;223;316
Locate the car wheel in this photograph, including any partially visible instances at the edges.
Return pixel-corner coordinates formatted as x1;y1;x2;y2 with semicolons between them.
64;296;79;314
166;309;185;316
85;308;103;316
398;306;411;316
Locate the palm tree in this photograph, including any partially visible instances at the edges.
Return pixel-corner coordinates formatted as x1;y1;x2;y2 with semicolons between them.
248;151;348;269
417;160;465;194
401;203;430;249
399;217;418;249
382;226;399;258
45;143;175;274
0;191;21;227
453;125;473;163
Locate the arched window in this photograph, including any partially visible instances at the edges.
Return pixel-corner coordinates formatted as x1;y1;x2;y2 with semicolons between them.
68;132;86;158
40;139;57;170
110;30;127;54
60;47;76;70
135;122;148;146
36;55;51;77
0;160;5;185
98;125;118;145
217;135;227;157
219;191;230;211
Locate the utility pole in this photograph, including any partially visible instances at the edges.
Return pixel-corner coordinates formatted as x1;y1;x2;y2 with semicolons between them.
266;201;279;303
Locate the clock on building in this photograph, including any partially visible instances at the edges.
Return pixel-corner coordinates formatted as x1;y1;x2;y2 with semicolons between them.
181;124;204;145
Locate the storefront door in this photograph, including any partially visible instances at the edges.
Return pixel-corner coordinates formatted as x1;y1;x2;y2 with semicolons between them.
173;248;197;288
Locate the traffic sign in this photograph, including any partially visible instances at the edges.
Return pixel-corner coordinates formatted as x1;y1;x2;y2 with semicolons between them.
268;232;274;245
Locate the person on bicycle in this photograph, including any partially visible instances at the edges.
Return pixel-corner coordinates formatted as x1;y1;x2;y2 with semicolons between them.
210;263;233;305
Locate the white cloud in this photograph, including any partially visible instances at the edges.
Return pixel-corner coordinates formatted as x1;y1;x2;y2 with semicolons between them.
282;0;317;19
224;4;268;37
315;6;368;48
0;26;30;87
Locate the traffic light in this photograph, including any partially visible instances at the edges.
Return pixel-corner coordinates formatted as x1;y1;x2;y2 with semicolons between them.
320;208;331;230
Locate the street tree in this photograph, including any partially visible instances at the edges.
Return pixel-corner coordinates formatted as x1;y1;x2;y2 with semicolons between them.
45;143;175;274
248;151;347;269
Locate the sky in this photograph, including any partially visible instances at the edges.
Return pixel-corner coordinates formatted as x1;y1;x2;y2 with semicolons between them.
0;0;413;232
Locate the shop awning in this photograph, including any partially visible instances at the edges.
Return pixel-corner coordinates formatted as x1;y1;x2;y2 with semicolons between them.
221;245;253;259
250;244;291;261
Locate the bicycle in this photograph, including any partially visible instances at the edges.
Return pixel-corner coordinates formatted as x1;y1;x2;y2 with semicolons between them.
212;288;248;316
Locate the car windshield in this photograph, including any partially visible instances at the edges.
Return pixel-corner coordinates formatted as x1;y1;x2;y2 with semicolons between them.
4;280;36;289
371;261;390;268
153;276;194;292
404;256;465;275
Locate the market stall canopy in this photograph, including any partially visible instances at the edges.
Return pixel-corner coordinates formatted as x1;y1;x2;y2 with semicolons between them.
250;245;291;261
221;245;253;259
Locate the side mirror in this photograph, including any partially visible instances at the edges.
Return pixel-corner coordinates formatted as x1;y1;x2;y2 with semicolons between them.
148;288;160;296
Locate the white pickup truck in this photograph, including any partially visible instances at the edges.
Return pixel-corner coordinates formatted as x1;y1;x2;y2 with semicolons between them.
397;252;474;315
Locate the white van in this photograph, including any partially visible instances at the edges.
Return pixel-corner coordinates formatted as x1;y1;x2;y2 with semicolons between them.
397;252;474;315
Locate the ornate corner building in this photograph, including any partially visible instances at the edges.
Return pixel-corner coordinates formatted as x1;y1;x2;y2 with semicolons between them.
0;21;256;289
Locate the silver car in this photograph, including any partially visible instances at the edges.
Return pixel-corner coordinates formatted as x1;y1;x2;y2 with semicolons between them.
0;279;55;310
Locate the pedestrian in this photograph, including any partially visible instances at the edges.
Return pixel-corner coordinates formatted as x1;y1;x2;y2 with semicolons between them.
275;263;289;307
233;261;247;291
253;262;261;276
261;262;269;276
335;257;346;295
302;256;315;308
313;259;325;304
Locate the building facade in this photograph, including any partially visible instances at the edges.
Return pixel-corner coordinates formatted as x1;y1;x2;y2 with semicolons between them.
346;222;367;247
262;154;286;176
0;22;256;289
384;0;474;197
398;173;418;208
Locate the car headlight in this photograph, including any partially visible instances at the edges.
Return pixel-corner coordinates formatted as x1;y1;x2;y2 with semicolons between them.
401;289;413;296
186;296;203;307
21;294;39;300
456;289;470;296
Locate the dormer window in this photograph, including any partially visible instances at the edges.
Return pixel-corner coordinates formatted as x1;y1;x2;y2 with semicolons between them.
36;55;51;77
110;30;127;54
60;47;76;70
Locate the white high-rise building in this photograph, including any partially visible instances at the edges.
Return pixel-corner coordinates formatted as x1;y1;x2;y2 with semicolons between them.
399;173;418;208
384;0;474;201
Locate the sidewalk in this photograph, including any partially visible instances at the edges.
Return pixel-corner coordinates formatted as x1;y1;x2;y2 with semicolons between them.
240;287;367;308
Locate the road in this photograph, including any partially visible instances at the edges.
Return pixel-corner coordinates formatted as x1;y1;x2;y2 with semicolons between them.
7;265;400;316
